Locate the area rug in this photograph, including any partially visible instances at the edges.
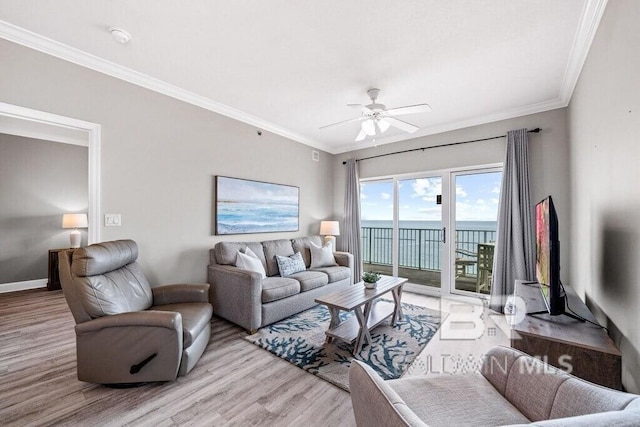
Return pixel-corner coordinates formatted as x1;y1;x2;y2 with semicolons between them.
244;300;444;391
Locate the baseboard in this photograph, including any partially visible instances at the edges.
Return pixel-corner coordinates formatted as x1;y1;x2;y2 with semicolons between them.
0;278;47;293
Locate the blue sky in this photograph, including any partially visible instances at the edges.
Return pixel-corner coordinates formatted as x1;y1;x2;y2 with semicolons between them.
360;172;502;222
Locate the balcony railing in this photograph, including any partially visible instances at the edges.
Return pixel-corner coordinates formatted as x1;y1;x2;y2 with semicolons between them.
361;226;496;275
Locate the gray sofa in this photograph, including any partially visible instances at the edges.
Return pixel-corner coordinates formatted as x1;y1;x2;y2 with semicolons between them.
349;346;640;426
208;235;353;332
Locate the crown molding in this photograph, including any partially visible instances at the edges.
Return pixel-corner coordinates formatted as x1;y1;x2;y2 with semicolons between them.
558;0;608;104
0;20;333;153
1;0;606;156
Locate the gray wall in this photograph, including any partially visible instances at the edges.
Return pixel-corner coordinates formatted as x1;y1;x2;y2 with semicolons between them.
0;134;88;283
568;0;640;393
333;108;571;284
0;39;335;285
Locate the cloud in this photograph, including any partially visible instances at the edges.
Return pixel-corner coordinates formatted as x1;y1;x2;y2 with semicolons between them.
412;178;441;198
456;185;467;198
380;192;391;200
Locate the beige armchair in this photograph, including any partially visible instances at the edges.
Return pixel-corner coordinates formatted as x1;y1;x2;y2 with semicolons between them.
59;239;212;385
349;346;640;426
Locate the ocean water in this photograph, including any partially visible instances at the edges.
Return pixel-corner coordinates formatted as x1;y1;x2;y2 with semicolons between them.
216;202;298;234
361;220;497;271
362;220;497;231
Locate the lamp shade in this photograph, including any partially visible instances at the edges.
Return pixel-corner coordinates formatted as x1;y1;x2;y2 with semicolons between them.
62;213;88;229
320;221;340;236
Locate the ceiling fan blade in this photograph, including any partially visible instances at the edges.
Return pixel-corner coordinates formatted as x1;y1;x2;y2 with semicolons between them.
319;116;364;130
386;103;432;116
385;117;419;133
355;127;368;142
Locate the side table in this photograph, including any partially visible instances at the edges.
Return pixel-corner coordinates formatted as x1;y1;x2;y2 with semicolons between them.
48;248;69;291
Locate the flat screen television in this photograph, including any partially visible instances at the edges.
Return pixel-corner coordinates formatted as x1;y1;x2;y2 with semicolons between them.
535;196;565;315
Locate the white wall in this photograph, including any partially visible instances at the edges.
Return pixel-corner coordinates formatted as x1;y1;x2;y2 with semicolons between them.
0;39;335;285
333;108;571;282
568;0;640;393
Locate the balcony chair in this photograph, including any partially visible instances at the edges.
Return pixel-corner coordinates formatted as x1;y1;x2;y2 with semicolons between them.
58;239;212;385
476;243;494;293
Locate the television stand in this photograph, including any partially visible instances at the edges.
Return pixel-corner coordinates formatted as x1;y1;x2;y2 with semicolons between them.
511;280;621;389
527;294;586;322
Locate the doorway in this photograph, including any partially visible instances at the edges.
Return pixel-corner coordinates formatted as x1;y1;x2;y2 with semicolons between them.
0;102;101;293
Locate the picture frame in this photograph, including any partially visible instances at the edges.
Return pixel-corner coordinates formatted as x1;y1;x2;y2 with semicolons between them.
215;176;300;235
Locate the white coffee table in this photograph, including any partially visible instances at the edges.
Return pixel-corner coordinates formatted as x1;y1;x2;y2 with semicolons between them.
314;275;407;355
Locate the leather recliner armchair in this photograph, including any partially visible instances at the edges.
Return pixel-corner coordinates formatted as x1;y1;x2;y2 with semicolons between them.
58;239;213;385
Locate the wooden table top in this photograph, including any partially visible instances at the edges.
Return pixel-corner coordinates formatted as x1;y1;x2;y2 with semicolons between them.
315;275;407;311
513;281;620;356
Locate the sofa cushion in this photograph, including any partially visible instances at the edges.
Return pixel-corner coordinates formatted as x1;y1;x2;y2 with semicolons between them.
152;302;213;348
291;235;323;268
309;241;338;268
287;270;329;292
275;252;306;277
214;241;267;268
389;374;530;426
505;355;570;421
309;265;350;283
261;277;300;303
262;239;295;276
235;247;266;279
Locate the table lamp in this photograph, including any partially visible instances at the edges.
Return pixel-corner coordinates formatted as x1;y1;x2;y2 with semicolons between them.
320;220;340;252
62;213;88;248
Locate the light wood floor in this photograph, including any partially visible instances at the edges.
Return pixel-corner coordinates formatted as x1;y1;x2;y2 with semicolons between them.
0;289;508;426
0;290;356;426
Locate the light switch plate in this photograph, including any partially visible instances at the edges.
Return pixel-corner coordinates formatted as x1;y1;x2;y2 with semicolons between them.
105;213;121;227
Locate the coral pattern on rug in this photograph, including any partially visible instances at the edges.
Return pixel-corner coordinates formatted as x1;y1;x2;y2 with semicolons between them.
244;300;443;390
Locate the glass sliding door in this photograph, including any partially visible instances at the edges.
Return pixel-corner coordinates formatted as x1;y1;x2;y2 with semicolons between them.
359;165;501;297
398;177;443;289
360;180;395;277
452;169;502;295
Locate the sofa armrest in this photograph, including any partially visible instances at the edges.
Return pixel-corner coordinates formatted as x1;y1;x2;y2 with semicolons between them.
207;264;262;331
334;251;354;284
349;360;427;427
152;283;210;305
515;409;640;426
75;310;182;334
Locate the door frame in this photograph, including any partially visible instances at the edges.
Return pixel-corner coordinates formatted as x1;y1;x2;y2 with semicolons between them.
360;163;502;299
0;102;101;292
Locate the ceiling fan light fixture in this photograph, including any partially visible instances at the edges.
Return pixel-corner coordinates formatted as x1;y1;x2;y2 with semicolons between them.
362;119;376;136
377;118;390;133
109;27;131;44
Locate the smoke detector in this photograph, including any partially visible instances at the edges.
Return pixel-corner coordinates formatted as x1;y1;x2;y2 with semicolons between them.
109;27;131;44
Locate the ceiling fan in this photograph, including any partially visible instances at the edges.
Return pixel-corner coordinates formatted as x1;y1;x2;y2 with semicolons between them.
320;88;432;141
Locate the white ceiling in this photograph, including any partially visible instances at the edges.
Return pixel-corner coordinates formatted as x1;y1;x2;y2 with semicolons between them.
0;0;607;154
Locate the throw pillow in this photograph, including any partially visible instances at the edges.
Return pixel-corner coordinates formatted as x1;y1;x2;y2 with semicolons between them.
275;252;306;277
235;247;266;279
309;241;338;268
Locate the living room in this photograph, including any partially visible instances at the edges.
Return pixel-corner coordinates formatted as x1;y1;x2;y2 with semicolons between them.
1;1;639;425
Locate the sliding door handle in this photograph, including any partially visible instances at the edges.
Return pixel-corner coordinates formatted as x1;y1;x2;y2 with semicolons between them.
442;227;446;243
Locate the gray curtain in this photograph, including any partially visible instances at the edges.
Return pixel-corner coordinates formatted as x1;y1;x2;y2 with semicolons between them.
490;129;536;312
343;159;362;281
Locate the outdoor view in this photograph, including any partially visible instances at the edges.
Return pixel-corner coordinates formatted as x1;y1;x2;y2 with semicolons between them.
360;171;502;294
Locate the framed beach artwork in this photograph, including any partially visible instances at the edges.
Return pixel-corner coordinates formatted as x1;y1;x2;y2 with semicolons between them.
215;176;299;235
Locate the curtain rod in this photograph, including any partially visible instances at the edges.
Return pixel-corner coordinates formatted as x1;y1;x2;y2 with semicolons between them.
342;128;541;164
